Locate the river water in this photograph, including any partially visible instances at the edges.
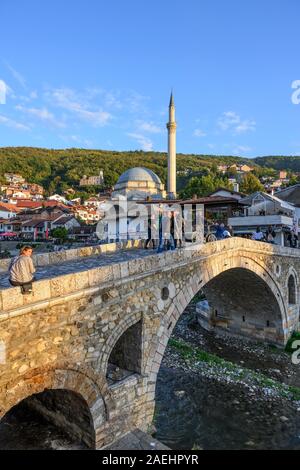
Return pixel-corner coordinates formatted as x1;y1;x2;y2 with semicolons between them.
155;366;300;450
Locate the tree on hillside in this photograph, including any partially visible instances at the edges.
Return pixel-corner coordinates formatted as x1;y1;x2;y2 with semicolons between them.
180;175;231;199
226;167;238;178
210;162;218;174
282;175;300;188
240;173;264;194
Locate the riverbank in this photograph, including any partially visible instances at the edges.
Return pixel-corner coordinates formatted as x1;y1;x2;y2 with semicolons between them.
154;304;300;450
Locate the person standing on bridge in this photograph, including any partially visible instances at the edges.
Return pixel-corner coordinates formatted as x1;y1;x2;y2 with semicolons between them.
215;223;225;240
8;246;36;294
252;227;265;242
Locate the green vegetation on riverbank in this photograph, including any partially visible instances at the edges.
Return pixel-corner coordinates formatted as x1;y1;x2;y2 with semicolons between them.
169;337;300;401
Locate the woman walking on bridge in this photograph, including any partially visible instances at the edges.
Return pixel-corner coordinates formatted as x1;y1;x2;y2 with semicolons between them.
9;246;36;294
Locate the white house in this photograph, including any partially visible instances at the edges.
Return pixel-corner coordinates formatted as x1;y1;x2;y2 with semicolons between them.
209;187;244;201
48;194;68;204
51;215;81;231
228;191;296;246
0;203;20;219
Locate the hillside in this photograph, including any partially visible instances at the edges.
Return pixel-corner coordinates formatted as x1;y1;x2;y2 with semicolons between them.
1;146;299;195
0;147;251;194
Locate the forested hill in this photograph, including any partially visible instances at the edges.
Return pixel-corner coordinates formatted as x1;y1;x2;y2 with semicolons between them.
0;146;299;194
0;146;250;193
254;156;300;172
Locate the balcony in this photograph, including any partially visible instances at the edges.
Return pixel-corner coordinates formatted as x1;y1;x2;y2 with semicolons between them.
228;214;293;229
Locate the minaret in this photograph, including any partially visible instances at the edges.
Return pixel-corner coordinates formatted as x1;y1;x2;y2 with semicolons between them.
167;92;177;199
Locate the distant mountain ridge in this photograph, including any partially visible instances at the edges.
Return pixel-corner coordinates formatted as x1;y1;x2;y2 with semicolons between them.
253;156;300;171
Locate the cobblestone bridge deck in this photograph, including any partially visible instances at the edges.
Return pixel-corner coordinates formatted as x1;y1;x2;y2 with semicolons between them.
0;247;153;289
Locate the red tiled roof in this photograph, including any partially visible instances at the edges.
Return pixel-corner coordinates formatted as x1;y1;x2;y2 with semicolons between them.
0;202;21;212
16;200;42;209
16;200;69;210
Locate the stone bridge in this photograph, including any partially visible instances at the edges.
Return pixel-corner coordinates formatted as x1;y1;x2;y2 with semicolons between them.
0;238;299;449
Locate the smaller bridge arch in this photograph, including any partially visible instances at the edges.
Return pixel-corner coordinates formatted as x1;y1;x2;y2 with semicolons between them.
99;312;144;378
0;367;107;449
288;274;297;305
286;267;299;305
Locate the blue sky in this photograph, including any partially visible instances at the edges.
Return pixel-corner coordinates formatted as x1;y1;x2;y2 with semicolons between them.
0;0;300;157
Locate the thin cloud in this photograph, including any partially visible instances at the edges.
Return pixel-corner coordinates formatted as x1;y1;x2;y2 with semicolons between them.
19;90;38;103
125;91;150;114
60;134;93;147
16;104;66;128
232;145;252;156
217;111;256;134
127;132;153;151
5;62;27;89
136;120;162;134
46;87;112;127
0;114;30;131
104;91;123;109
193;128;207;137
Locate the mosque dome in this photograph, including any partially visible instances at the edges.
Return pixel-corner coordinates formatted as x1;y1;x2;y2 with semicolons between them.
117;167;162;185
112;167;166;200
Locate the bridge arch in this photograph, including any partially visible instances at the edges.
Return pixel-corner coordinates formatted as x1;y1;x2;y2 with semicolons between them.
0;367;107;449
100;312;143;378
145;253;288;380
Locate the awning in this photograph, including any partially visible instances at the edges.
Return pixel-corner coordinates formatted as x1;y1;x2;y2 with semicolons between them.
0;232;18;236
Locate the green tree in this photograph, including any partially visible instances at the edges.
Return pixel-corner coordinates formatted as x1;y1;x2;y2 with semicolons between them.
51;227;68;242
210;162;218;174
180;174;230;199
282;175;300;188
226;167;238;178
240;173;264;194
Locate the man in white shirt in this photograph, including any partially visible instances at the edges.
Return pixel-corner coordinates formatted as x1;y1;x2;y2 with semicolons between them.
252;227;265;242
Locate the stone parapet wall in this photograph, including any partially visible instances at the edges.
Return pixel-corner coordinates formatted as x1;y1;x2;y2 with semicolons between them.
0;238;299;318
0;240;143;272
